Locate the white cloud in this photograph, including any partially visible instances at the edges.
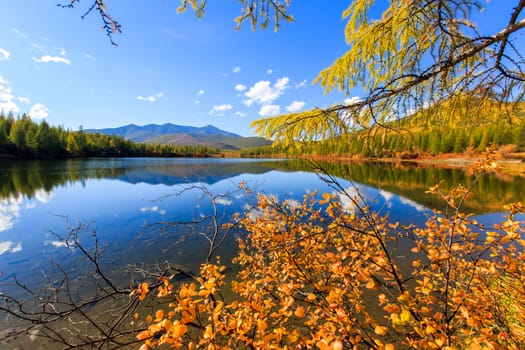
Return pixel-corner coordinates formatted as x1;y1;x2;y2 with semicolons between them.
33;55;71;65
48;240;69;248
140;206;159;212
344;96;362;105
211;104;233;113
244;77;289;105
84;53;96;61
286;100;306;112
197;89;205;96
379;189;394;208
0;195;23;233
0;48;10;60
266;69;273;74
137;92;163;102
136;95;156;102
0;75;21;114
17;97;30;104
336;186;365;214
235;84;246;92
59;48;66;56
242;99;254;107
295;79;308;89
34;189;53;203
235;111;246;117
379;189;394;202
398;196;426;212
31;43;46;52
259;104;281;117
232;66;241;73
274;77;289;90
23;189;54;210
12;27;28;39
29;103;49;119
215;197;233;206
0;241;22;255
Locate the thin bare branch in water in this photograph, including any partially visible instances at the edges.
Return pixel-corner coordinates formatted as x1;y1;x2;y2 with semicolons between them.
0;182;249;348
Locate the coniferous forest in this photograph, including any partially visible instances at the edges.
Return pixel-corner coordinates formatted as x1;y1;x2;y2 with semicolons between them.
0;112;221;159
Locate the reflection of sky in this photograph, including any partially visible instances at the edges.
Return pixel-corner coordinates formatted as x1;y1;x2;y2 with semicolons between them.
397;196;427;212
335;185;364;214
379;189;394;207
0;160;443;285
0;195;23;232
0;190;54;259
0;241;22;255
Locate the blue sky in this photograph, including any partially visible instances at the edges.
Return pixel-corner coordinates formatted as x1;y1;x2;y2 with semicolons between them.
0;1;515;136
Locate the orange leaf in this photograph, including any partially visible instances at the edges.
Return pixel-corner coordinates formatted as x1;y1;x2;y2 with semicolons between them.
172;323;188;338
375;325;387;335
155;309;164;321
136;330;151;340
294;306;305;318
332;340;343;350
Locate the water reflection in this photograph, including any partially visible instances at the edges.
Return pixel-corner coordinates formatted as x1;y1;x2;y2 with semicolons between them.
0;158;523;278
0;157;523;347
0;241;22;255
273;160;525;213
2;158;524;214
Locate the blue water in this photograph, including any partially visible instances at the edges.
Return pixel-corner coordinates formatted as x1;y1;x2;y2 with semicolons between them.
0;158;521;288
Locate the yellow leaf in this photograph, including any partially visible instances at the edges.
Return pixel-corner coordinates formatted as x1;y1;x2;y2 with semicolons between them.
400;309;412;323
203;325;213;339
287;329;300;343
426;324;436;334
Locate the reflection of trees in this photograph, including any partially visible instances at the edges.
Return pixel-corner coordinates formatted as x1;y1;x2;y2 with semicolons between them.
2;158;522;213
268;160;525;214
0;159;281;200
0;160;129;200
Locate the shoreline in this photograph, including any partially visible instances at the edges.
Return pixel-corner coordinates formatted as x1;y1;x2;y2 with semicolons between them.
296;153;525;175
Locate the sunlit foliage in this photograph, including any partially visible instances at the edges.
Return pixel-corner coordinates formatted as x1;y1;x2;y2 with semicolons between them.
134;159;525;349
252;0;525;145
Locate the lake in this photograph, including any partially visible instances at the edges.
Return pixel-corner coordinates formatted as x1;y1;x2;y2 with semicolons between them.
0;157;524;346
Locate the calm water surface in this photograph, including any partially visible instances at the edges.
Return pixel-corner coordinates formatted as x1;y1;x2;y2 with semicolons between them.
0;157;523;295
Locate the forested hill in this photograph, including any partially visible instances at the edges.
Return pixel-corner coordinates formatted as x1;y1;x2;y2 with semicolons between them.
85;123;240;142
0;113;222;159
86;123;271;150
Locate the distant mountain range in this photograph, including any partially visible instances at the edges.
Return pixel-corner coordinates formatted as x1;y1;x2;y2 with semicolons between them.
85;123;271;150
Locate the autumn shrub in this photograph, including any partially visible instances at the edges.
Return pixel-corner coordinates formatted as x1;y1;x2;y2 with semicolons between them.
495;144;519;159
134;160;524;349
